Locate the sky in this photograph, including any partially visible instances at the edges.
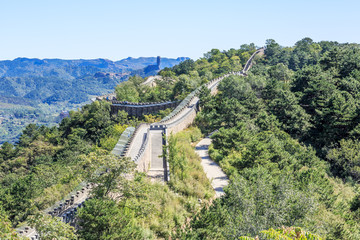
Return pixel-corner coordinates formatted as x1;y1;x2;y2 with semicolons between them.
0;0;359;61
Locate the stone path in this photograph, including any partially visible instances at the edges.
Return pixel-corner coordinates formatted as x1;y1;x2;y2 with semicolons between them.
112;127;135;156
150;130;164;169
148;129;166;181
19;185;91;239
126;124;148;159
18;48;263;238
161;96;199;125
141;75;162;87
195;137;229;198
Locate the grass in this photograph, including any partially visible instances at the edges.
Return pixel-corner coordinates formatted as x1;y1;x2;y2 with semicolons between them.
120;173;201;239
167;126;214;200
0;102;35;110
117;126;215;239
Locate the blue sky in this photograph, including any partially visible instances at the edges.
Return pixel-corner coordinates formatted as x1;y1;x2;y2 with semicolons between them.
0;0;359;60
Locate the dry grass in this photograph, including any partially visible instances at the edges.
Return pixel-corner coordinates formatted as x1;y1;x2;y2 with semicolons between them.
168;127;214;200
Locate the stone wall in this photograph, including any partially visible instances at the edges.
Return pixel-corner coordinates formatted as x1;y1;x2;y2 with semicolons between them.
117;48;265;180
18;49;265;238
167;106;197;135
111;101;179;117
135;128;152;172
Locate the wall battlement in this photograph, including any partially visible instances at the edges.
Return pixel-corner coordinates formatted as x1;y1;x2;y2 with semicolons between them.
18;48;264;239
110;100;179;117
125;48;265;180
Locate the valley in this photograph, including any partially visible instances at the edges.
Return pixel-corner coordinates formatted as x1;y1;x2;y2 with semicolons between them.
1;40;360;240
0;56;187;144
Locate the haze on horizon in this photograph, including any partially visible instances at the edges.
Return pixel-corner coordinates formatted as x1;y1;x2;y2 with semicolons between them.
1;0;359;61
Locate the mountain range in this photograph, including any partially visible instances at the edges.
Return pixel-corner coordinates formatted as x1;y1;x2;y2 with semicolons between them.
0;56;187;104
0;56;188;144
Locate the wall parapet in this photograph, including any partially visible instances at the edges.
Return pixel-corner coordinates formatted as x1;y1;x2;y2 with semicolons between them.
110;100;180;117
111;127;136;156
18;49;264;239
122;123;149;156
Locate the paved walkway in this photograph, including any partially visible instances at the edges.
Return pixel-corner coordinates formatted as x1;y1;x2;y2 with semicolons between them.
148;130;166;181
20;185;91;238
195;137;229;198
126;124;148;159
19;49;263;239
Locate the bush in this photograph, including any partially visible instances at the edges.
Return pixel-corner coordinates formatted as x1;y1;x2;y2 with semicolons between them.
167;127;213;199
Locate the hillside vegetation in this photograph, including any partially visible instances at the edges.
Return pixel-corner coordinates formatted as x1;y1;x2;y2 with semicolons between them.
1;40;360;239
0;57;187;144
186;38;360;239
0;44;257;239
114;44;257;102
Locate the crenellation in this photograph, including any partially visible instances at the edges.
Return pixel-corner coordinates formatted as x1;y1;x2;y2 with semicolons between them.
18;48;264;240
110;100;180;117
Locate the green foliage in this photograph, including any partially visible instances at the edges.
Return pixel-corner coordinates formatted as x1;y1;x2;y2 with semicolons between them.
86;155;136;199
167;127;213;199
77;136;212;239
77;198;150;240
0;206;26;240
2;40;360;240
261;226;323;240
120;174;199;239
0;100;130;226
28;212;77;240
196;75;266;133
265;38;321;70
186;165;319;239
78;173;206;239
60;100;113;144
190;38;360;239
99;123;128;151
115;79;140;102
172;59;196;75
114;46;256;103
327;139;360;182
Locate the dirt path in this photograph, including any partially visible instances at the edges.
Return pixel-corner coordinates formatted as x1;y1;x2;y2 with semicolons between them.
195;137;229;198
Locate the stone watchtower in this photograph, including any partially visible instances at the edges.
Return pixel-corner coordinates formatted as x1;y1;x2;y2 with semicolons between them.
157;56;161;70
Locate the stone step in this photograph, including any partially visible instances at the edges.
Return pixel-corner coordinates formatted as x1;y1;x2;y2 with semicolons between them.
148;168;164;171
147;169;165;182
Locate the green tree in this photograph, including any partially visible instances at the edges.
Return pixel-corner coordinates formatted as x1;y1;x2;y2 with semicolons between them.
77;198;148;240
60;100;113;144
85;153;135;199
115;81;139;102
266;89;312;139
0;206;26;240
28;213;77;240
265;39;283;65
268;63;294;84
186;168;317;239
261;227;323;240
327;139;360;181
172;59;195;75
0;142;15;162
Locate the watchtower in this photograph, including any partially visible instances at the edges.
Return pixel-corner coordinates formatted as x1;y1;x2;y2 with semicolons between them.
157;56;161;69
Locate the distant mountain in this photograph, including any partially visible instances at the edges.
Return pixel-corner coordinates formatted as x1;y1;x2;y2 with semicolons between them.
116;57;188;71
0;56;188;104
0;56;188;144
0;56;188;79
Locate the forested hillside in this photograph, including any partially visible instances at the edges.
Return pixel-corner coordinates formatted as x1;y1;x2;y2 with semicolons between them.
0;44;258;239
1;40;360;239
186;38;360;239
0;56;187;144
114;44;256;102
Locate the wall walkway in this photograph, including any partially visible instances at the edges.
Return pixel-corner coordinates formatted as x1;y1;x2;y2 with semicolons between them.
195;137;228;198
18;48;264;238
124;48;264;182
